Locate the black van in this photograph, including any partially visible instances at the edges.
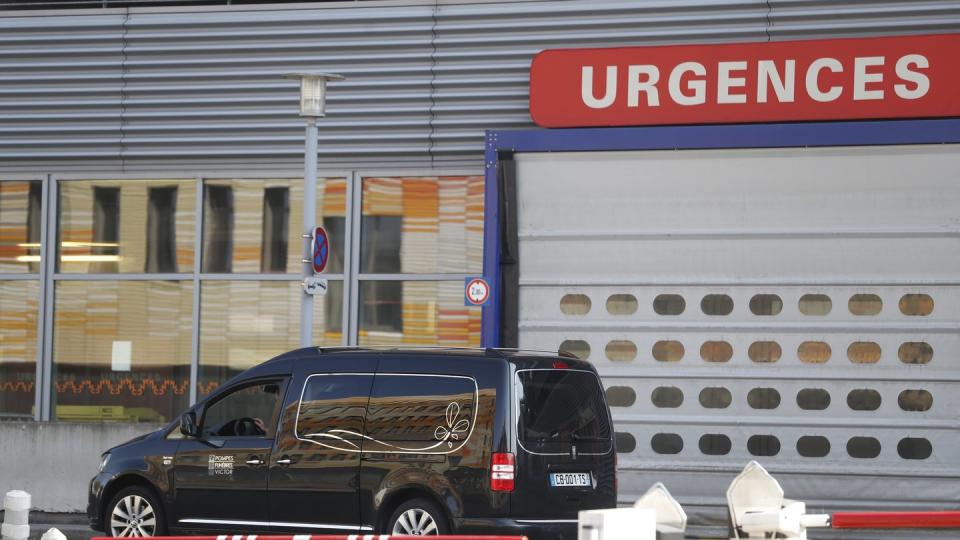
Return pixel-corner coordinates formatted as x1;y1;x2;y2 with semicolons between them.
88;347;616;539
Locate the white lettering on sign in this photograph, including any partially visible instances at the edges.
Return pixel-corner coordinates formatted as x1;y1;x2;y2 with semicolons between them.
208;455;234;476
577;53;930;108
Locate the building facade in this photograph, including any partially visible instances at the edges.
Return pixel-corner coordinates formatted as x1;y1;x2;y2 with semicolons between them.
2;0;960;527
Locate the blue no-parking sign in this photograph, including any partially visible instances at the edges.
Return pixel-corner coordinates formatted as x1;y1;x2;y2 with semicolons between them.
311;226;329;274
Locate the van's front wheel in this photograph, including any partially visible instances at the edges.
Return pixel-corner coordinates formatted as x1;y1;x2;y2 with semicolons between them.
387;498;449;536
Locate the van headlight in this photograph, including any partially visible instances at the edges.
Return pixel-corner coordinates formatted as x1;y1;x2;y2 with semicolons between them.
99;453;111;472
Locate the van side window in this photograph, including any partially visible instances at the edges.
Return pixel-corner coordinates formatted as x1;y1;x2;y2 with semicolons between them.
202;381;284;438
296;374;374;443
364;375;477;451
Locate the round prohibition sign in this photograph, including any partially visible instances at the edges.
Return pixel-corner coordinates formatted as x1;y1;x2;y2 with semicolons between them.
465;278;490;306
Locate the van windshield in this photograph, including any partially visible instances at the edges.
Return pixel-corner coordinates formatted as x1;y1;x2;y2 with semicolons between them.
516;369;611;443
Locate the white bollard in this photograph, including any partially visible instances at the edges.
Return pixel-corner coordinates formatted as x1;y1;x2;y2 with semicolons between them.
41;528;67;540
578;507;656;540
1;490;31;540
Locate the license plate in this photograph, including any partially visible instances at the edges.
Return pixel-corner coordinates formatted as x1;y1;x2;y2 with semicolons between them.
549;472;591;487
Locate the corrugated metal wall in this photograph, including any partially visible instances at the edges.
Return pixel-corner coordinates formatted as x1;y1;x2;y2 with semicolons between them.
2;0;960;173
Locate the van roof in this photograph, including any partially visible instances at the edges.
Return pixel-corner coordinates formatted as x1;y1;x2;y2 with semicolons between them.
306;346;578;360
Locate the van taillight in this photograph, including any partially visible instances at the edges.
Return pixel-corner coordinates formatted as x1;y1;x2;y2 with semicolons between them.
552;361;569;369
491;452;515;492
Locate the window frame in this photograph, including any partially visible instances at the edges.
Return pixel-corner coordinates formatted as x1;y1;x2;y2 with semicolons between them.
199;377;289;440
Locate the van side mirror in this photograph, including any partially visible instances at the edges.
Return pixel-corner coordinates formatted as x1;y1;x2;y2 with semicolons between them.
180;411;198;437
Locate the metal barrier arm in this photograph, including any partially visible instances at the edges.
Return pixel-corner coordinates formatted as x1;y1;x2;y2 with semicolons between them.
91;536;529;540
832;511;960;529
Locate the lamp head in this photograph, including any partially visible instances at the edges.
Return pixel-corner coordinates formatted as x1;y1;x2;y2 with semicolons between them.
284;73;345;117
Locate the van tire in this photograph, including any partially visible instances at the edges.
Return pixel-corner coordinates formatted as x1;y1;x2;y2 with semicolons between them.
105;485;167;537
387;498;450;536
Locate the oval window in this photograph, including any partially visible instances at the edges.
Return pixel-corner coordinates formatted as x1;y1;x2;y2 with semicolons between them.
747;435;780;457
897;437;932;460
651;386;684;408
797;388;831;410
747;388;781;409
699;434;732;456
699;387;732;409
799;294;832;316
749;294;783;316
847;436;881;458
605;340;637;362
898;389;933;412
651;433;683;455
615;432;636;453
606;294;638;315
653;294;685;316
847;389;882;411
849;294;882;316
700;341;733;363
899;294;934;316
798;341;831;363
797;435;831;458
899;342;933;365
847;342;881;364
748;341;781;363
605;386;636;407
559;340;590;360
701;294;734;316
560;294;591;315
652;340;684;362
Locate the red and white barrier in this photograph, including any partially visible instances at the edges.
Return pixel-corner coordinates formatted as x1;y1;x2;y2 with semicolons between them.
92;536;528;540
832;511;960;530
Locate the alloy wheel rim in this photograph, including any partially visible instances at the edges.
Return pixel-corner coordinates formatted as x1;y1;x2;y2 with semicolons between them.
392;508;439;535
110;495;157;537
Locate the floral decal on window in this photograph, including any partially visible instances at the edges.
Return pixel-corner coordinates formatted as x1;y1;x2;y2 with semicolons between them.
434;402;470;448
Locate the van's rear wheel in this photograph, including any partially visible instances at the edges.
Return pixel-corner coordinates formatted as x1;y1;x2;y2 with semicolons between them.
106;486;166;537
388;498;449;536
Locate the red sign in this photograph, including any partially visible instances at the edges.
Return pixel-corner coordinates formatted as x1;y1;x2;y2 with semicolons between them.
311;226;329;274
530;34;960;128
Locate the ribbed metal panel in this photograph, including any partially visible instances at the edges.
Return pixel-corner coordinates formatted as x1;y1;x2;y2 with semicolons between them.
2;0;960;172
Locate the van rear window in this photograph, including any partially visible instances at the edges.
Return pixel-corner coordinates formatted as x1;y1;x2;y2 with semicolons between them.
517;370;611;443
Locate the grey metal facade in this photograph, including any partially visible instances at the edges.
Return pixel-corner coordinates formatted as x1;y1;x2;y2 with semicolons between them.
3;0;960;173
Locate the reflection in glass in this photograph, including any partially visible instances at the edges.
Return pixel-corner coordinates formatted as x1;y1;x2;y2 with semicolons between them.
361;176;484;274
199;280;343;395
358;280;481;347
0;281;39;418
0;181;42;272
58;180;196;273
52;281;193;422
201;178;346;274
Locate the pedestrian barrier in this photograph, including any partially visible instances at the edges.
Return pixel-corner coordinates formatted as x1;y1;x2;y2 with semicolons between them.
831;511;960;530
1;490;31;540
91;536;529;540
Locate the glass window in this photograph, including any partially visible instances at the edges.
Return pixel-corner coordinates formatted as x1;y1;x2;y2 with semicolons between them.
798;341;831;363
847;436;881;458
899;294;934;316
749;294;782;316
0;280;39;418
560;294;591;315
899;342;933;364
366;374;477;448
652;386;683;408
652;340;684;362
797;435;830;457
358;281;481;347
604;386;636;407
605;340;636;362
201;178;346;274
847;389;881;411
58;180;196;273
848;342;881;364
653;294;685;315
615;432;636;453
199;280;343;397
0;180;42;272
799;294;832;316
202;381;284;438
296;374;373;443
606;294;637;315
699;387;732;409
849;294;882;316
516;370;610;443
747;434;780;457
701;294;733;316
559;340;590;360
897;438;932;460
700;340;733;362
748;341;781;363
898;389;933;412
747;388;781;409
360;176;484;274
651;433;683;455
699;434;731;455
52;280;193;422
797;388;831;410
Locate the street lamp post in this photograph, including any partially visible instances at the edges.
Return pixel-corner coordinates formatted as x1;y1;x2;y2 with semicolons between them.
285;73;344;348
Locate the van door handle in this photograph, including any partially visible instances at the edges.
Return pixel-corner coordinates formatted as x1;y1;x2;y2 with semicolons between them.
246;458;264;465
276;457;292;465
